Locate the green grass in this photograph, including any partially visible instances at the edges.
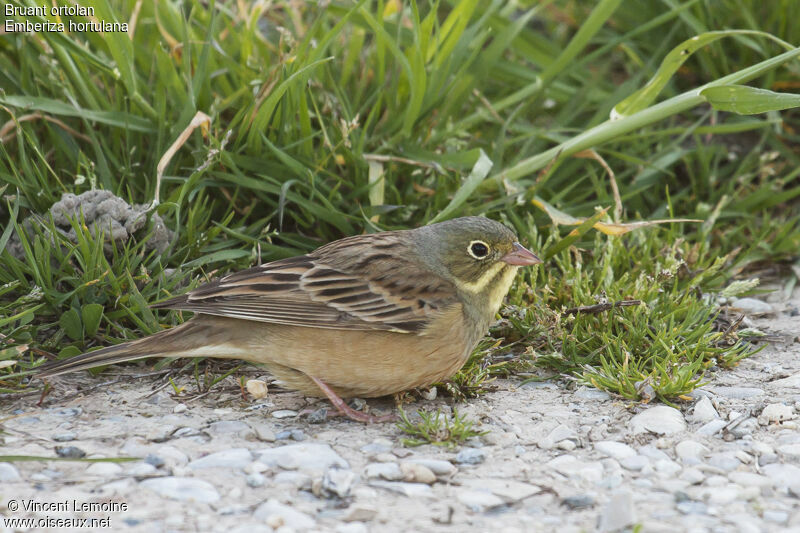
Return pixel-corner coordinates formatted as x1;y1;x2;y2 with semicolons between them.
1;1;798;401
396;407;487;447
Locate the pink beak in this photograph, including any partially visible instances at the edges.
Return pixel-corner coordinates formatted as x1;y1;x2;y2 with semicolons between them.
501;242;542;266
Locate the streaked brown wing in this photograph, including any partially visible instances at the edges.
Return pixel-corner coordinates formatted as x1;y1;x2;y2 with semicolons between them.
152;232;458;333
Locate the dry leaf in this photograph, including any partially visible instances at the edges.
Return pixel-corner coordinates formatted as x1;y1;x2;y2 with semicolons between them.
532;196;702;235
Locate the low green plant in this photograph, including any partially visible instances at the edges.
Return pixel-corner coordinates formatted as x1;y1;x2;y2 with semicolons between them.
448;220;760;403
396;408;487;447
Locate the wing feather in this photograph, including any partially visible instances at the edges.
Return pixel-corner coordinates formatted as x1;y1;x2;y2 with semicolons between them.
151;232;459;333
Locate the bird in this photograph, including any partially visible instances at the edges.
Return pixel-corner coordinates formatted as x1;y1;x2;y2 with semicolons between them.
37;216;542;422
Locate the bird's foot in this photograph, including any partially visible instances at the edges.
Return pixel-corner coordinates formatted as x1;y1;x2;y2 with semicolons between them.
308;376;396;424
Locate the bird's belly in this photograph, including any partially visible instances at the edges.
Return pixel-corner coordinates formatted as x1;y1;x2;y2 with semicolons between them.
243;307;477;397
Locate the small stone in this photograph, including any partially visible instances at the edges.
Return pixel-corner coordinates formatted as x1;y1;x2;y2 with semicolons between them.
676;501;707;515
574;388;610;400
86;462;123;476
127;463;156;477
750;441;774;455
189;448;253;470
246;473;266;488
638;445;670;462
256;443;348;472
209;420;254;438
461;479;541;503
557;439;577;451
403;458;456;477
629;406;686;435
457;489;504;512
170;427;206;441
759;403;796;424
706;452;741;472
343;506;378;522
546;455;603;483
400;462;436;484
729;297;774;315
30;469;61;482
369;480;433;498
759;452;778;466
620;455;650;471
141;477;220;503
675;440;708;461
250;423;277;443
776;443;800;458
0;463;21;482
728;471;772;488
392;448;412;458
761;463;800;487
728;417;758;438
691;397;719;423
710;386;764;399
173;403;187;414
734;450;753;464
53;432;77;442
246;462;267;473
598;490;636;532
455;447;486;465
562;494;595;509
421;387;437;401
341;396;367;412
144;454;166;468
595;441;636;460
271;410;299;419
364;462;403;481
274;472;312;489
306;408;328;424
695;419;727;436
680;467;705;484
55;446;86;458
51;407;82;417
253;499;315;529
771;373;800;387
320;467;355;498
762;510;789;524
276;429;304;441
246;379;269;399
654;459;681;475
538;424;578;449
360;439;393;455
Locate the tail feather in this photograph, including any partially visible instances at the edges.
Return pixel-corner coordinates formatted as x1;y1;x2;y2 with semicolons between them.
36;319;234;379
36;343;153;377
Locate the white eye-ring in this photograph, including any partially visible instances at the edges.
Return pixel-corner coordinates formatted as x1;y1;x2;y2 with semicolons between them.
467;240;490;259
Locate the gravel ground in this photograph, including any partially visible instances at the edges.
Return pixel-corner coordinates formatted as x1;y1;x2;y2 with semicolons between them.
2;288;799;533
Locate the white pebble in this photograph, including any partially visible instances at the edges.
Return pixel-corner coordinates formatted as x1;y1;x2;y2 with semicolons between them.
758;403;795;424
246;379;269;399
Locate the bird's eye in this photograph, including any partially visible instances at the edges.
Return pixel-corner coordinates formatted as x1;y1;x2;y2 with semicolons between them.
468;240;490;259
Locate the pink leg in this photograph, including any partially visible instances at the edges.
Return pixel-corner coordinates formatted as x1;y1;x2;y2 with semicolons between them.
308;376;395;424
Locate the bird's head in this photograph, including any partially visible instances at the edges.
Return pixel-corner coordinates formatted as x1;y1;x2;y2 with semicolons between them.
418;216;541;296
